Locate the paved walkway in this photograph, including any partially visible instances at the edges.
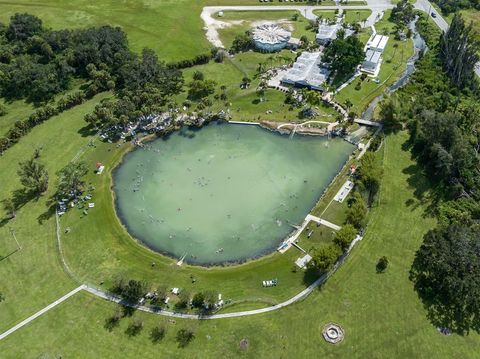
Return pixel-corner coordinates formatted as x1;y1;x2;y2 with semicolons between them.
306;214;342;231
0;285;86;341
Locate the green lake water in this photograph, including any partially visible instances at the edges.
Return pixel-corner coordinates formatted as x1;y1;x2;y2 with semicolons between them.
113;123;353;265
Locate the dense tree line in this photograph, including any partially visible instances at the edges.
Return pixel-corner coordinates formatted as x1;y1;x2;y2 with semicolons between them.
0;13;185;153
439;14;480;89
0;13;130;103
433;0;480;14
378;14;480;332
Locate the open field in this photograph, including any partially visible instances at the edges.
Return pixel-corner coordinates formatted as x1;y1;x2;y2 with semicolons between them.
2;132;479;358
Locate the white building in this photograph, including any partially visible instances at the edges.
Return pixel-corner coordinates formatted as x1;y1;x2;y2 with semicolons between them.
362;49;382;74
367;34;388;52
361;34;389;75
281;51;330;91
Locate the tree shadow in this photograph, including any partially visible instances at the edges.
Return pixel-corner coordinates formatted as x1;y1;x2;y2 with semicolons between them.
0;188;38;229
302;267;319;287
77;123;97;137
410;258;480;335
37;199;57;224
104;316;121;332
402;163;440;218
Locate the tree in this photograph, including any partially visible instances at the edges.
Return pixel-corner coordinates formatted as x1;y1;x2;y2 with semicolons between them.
125;317;144;336
230;32;254;54
345;193;367;229
150;323;166;343
439;14;480;89
6;13;43;41
104;306;123;331
192;71;204;81
2;198;17;219
56;162;89;199
307;244;341;274
376;256;389;273
333;224;357;251
191;292;205;308
322;35;364;82
176;328;195;347
17;155;49;195
175;290;190;310
379;98;402;132
0;292;4;302
187;79;216;100
390;0;415;26
118;280;147;304
357;152;383;206
410;225;480;333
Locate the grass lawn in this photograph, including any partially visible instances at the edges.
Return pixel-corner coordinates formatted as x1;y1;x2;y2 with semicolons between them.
0;91;111;334
335;10;415;115
2;132;479;358
344;9;372;24
312;10;338;21
296;221;336;253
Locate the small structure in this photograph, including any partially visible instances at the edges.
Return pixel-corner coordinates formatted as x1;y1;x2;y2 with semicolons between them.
322;323;345;344
334;180;354;203
252;23;291;52
287;37;301;50
295;254;312;269
171;287;179;295
281;51;330;91
95;162;105;174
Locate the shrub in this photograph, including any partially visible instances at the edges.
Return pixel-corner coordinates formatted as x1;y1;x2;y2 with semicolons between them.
176;328;195;347
150;323;166;343
376;256;389;272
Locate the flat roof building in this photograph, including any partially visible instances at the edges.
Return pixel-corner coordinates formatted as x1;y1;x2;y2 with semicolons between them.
362;49;382;74
281;51;330;91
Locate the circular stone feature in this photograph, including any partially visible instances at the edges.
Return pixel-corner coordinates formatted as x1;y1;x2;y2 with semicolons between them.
113;123;353;265
322;323;344;344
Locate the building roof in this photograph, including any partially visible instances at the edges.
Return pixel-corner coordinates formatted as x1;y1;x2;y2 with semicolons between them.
252;23;291;45
364;49;382;64
316;22;340;41
281;51;330;90
368;34;389;52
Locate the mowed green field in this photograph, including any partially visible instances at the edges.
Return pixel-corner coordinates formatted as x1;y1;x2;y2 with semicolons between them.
2;132;479;358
